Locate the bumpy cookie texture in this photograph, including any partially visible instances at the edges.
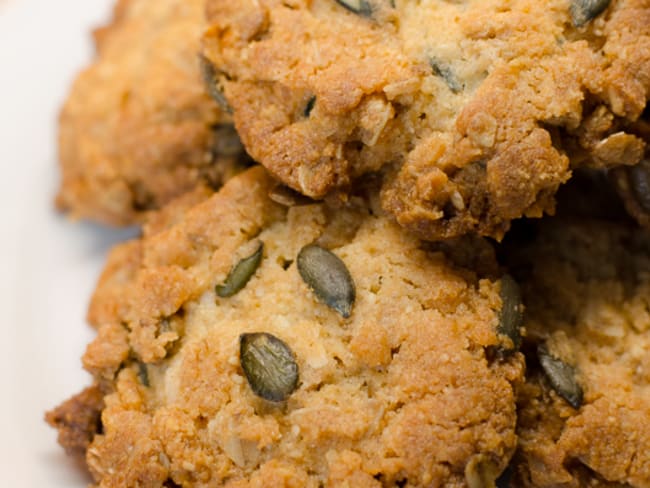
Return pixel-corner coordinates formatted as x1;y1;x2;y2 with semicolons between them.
502;220;650;487
45;385;105;459
53;167;525;486
203;0;650;239
57;0;247;226
86;184;215;328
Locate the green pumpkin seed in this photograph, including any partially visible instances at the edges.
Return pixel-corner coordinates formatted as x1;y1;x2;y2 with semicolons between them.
537;344;583;409
137;362;150;387
304;96;316;118
199;55;232;113
465;454;500;488
628;159;650;213
570;0;611;27
240;333;299;402
430;58;463;93
216;243;264;297
297;244;356;318
497;275;523;352
335;0;373;16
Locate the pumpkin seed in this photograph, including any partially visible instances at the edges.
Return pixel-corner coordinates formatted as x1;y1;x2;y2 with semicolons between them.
297;244;356;318
240;333;299;402
199;55;232;113
570;0;611;27
335;0;373;17
537;344;583;409
137;362;150;387
304;96;316;118
465;454;500;488
430;58;463;93
628;159;650;213
216;243;264;297
497;275;523;352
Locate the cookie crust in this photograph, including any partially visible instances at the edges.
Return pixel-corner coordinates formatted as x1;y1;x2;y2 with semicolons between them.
203;0;650;239
57;0;245;225
52;167;524;487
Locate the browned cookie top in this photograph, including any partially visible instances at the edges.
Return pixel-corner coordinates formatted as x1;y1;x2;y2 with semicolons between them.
50;167;524;487
502;219;650;487
57;0;246;226
203;0;650;239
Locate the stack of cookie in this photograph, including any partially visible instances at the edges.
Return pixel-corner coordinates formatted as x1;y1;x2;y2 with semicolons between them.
47;0;650;486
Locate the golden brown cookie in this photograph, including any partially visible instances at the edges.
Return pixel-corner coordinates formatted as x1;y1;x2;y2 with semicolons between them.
203;0;650;239
49;167;524;487
45;385;105;460
57;0;247;226
502;219;650;487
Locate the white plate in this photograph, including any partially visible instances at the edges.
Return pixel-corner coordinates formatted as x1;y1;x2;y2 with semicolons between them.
0;1;138;484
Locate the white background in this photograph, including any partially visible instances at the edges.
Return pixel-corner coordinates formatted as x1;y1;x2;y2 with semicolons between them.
0;1;138;484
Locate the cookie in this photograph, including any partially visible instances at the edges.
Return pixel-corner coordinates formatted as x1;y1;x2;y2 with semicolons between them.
48;166;524;486
86;183;215;328
611;111;650;228
45;385;104;460
202;0;650;239
502;219;650;486
56;0;247;226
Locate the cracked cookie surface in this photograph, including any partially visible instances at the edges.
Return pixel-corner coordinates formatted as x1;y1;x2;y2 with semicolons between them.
203;0;650;239
49;167;524;487
57;0;246;225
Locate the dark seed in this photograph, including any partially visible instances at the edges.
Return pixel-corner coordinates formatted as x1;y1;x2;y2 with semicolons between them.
335;0;373;16
570;0;611;27
430;58;463;93
497;275;523;352
137;362;150;387
216;243;264;298
304;96;316;118
465;454;500;488
628;159;650;213
537;344;583;409
199;54;232;113
240;333;299;402
297;244;356;318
